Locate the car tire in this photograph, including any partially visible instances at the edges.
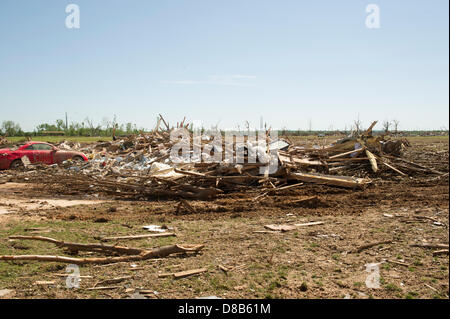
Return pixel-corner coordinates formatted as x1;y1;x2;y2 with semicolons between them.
10;159;24;170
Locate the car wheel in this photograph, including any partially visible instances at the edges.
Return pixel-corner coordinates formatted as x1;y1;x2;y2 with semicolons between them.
10;159;24;170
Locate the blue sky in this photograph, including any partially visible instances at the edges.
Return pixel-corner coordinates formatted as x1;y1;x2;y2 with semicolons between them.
0;0;448;131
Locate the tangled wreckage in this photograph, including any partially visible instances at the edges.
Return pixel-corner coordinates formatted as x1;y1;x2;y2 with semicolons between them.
1;117;444;202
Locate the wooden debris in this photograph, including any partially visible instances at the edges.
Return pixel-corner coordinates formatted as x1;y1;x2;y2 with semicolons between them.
432;249;449;256
9;235;143;255
287;172;371;189
158;268;208;279
95;276;132;287
100;233;176;242
179;199;197;213
34;281;56;286
86;286;122;291
0;236;204;265
289;196;318;205
410;243;449;249
329;147;365;159
173;268;208;279
264;221;324;232
218;265;230;273
352;240;393;253
386;260;410;267
365;150;378;173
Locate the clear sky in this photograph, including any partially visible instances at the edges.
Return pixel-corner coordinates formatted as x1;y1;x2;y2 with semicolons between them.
0;0;448;131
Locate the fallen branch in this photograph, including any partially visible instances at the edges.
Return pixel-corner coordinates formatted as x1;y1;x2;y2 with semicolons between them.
100;233;176;242
0;238;204;265
432;249;449;256
264;221;324;232
352;240;392;253
386;260;410;267
410;243;449;249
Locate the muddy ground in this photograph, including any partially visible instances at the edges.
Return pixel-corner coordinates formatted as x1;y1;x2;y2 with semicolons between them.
0;137;448;299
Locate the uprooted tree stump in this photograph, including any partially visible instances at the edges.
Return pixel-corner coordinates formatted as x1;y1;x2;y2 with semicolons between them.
0;235;204;265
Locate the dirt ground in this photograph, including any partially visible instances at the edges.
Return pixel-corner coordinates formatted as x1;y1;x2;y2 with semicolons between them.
0;136;448;299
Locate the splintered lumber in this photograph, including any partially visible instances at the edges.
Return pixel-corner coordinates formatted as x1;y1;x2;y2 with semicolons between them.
264;221;324;232
290;196;318;204
328;147;365;159
386;260;410;267
271;183;304;192
173;268;208;279
287;172;371;189
351;240;392;253
278;153;325;166
95;276;132;286
0;240;204;265
365;150;378;173
432;249;449;256
410;243;449;249
364;121;378;136
158;268;208;279
293;221;324;227
179;199;197;213
264;224;297;232
382;162;407;176
383;155;446;175
100;233;176;242
9;235;143;255
86;286;121;291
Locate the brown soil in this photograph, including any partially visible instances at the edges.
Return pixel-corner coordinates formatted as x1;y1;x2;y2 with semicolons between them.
0;136;448;299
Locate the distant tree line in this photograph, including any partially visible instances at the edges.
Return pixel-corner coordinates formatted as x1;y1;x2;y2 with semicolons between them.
0;117;143;137
1;118;448;138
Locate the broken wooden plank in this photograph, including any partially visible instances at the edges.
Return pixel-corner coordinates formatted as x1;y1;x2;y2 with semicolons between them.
352;240;392;253
378;159;407;176
328;147;365;159
287;172;371;189
293;221;324;227
410;243;449;249
0;244;204;265
100;233;176;242
218;265;229;273
365;150;378;173
95;276;132;287
264;221;324;232
179;199;197;213
86;286;121;291
432;249;449;256
289;196;318;205
173;268;208;279
264;224;297;232
386;260;410;267
9;235;143;255
273;182;304;192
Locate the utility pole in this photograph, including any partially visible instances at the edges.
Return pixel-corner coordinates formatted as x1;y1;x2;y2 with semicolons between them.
65;112;68;130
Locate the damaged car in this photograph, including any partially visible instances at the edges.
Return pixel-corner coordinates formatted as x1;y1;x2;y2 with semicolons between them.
0;141;88;169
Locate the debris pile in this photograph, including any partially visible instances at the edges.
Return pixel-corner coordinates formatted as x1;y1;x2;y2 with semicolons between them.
0;136;9;147
8;118;446;201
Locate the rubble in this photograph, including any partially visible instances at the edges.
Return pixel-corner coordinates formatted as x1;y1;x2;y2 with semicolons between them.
0;136;9;147
5;117;444;202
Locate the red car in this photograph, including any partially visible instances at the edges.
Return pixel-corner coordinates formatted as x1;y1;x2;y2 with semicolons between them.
0;141;88;170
